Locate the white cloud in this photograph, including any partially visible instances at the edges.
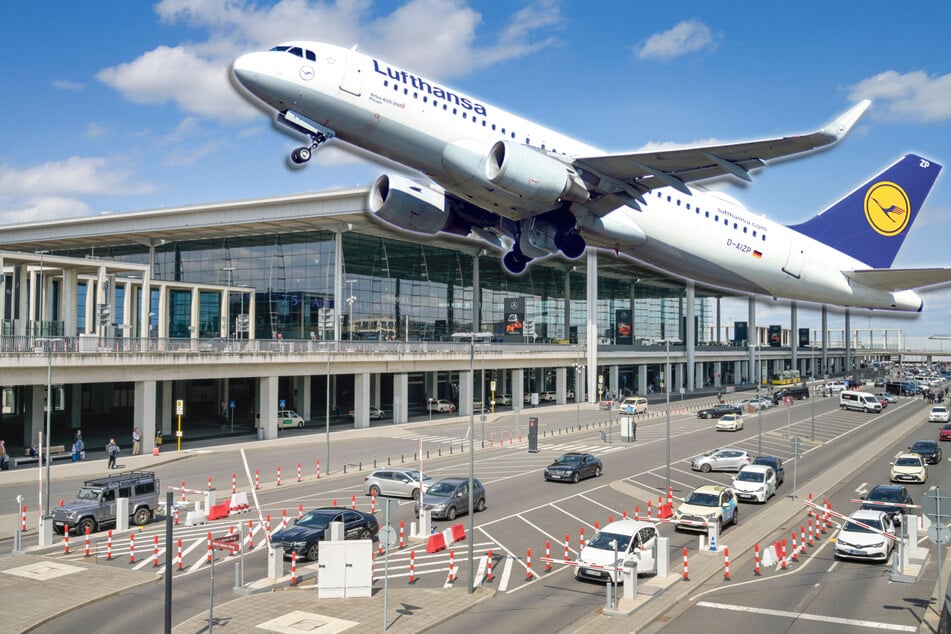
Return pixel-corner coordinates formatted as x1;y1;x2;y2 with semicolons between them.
52;79;85;91
0;196;92;225
635;19;718;61
849;70;951;123
85;122;109;140
163;139;226;167
0;156;150;197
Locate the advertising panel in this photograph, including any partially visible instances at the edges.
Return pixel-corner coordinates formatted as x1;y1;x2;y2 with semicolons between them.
503;297;525;342
615;309;633;345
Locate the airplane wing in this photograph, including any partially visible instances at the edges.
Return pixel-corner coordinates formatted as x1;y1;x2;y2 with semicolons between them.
574;100;871;202
845;268;951;292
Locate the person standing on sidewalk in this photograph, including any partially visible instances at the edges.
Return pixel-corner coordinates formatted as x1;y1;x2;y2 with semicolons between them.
0;440;9;471
106;438;119;469
72;431;85;462
131;427;141;455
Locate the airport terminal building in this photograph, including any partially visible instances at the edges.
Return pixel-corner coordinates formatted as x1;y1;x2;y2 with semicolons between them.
0;187;878;454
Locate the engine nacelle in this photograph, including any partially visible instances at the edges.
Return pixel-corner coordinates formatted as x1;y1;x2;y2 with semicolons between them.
486;141;589;206
368;174;451;235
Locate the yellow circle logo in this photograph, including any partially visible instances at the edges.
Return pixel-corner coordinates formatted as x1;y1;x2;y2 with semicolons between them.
864;181;910;236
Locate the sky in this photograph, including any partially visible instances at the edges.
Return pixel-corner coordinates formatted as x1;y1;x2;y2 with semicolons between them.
1;0;950;349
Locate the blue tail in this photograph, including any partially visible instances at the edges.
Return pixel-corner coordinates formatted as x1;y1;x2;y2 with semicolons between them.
789;154;942;268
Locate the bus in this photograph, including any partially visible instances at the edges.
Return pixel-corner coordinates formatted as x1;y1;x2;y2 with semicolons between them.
771;370;801;386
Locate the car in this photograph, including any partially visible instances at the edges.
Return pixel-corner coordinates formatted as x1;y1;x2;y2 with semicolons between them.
874;392;898;404
566;389;575;400
674;485;739;532
498;394;513;406
696;404;742;419
364;468;432;499
575;519;658;582
544;452;603;483
909;440;942;464
427;399;455;413
690;447;752;473
940;423;951;441
772;385;810;402
890;452;927;483
860;484;913;523
539;391;557;402
277;409;305;428
417;477;486;521
738;399;764;412
347;406;385;420
716;413;744;431
756;397;775;409
270;507;379;561
472;400;486;412
834;509;896;562
751;455;785;486
620;397;648;414
51;470;159;535
825;381;848;393
929;406;950;422
731;465;777;503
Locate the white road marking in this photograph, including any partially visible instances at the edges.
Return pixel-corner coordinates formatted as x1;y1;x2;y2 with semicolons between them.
498;554;513;591
856;482;868;496
474;555;487;587
695;601;917;631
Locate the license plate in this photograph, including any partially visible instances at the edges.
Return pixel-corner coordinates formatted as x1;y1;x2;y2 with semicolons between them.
737;493;754;499
583;568;604;577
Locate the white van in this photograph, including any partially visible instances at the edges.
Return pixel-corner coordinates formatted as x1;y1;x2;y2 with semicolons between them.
839;391;883;413
620;397;648;414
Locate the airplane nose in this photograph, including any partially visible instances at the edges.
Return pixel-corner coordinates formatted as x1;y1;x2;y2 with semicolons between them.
232;52;271;92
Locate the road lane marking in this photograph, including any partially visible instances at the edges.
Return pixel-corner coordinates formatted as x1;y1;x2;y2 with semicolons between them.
695;601;917;631
498;554;513;591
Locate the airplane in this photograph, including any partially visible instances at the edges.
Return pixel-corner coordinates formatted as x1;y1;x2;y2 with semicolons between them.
232;41;951;312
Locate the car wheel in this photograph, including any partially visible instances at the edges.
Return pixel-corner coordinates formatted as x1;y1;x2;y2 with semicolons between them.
704;413;713;419
297;422;303;429
306;543;320;561
359;528;372;539
733;507;739;526
412;488;420;500
447;506;457;521
476;498;486;512
717;519;722;534
701;463;712;473
595;467;602;478
133;507;151;526
572;472;580;484
369;485;381;497
76;517;96;535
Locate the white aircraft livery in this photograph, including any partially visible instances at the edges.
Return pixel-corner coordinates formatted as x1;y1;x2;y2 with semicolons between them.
232;41;950;312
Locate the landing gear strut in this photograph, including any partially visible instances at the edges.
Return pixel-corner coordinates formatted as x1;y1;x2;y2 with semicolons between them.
277;110;335;165
290;131;329;164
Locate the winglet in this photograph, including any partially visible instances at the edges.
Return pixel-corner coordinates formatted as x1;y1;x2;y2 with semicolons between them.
821;99;871;140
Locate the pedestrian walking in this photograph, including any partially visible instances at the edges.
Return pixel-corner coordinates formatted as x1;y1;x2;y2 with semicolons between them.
72;431;85;462
106;438;119;469
131;427;141;455
0;440;9;471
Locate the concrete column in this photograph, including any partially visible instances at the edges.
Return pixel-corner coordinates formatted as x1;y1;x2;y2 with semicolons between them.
609;365;619;400
16;264;28;336
157;284;168;339
353;373;370;428
220;289;229;338
790;301;798;369
71;384;82;429
298;377;312;421
159;381;173;435
259;376;279;439
459;370;473;416
555;368;567;404
371;374;381;411
512;369;524;409
748;297;757;384
821;305;828;377
140;259;151;344
96;266;107;337
0;256;4;330
714;362;722;388
393;373;408;424
134;380;157;454
844;308;852;373
190;287;200;339
564;271;571;340
472;253;481;331
585;250;598;404
334;232;344;341
695;363;704;390
638;365;648;395
686;281;696;391
61;269;78;337
716;297;722;345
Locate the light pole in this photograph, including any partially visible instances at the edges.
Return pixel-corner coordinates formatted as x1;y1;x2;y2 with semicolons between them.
661;338;681;496
451;331;491;594
750;343;762;455
346;279;357;341
572;361;585;429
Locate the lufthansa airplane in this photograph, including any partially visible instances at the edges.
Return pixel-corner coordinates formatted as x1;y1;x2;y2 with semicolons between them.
232;42;950;312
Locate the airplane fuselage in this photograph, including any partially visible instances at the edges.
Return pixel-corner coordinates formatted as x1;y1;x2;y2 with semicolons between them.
233;42;923;311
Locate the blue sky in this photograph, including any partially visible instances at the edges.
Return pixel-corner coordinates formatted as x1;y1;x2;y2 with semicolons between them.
1;1;950;347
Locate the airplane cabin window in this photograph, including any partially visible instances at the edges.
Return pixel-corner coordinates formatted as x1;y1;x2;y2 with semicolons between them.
705;211;710;218
733;223;738;229
462;112;467;119
288;47;303;58
511;132;516;138
676;200;681;206
492;124;497;131
752;231;757;237
743;227;748;233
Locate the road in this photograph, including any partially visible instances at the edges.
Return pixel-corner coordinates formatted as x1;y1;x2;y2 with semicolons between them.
4;389;944;631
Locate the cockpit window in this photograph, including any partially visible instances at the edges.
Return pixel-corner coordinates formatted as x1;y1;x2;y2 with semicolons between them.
269;45;316;62
288;47;303;58
305;50;316;61
269;46;290;52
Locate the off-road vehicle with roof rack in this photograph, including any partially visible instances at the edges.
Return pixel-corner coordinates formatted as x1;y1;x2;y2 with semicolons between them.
52;470;159;535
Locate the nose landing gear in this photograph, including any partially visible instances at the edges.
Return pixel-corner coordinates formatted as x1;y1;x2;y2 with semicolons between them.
277;110;335;165
290;131;330;164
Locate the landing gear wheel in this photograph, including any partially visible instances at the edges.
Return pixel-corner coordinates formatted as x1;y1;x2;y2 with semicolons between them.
291;147;312;164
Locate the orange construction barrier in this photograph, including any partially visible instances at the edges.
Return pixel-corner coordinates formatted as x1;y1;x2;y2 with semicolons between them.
450;523;466;542
426;532;447;553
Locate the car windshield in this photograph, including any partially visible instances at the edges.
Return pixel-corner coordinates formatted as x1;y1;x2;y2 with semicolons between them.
868;488;901;502
736;471;765;483
685;492;719;507
401;470;430;481
587;531;632;551
297;512;335;530
77;487;101;501
556;454;582;464
912;443;934;453
427;482;459;497
843;517;884;533
896;457;922;467
934;408;948;414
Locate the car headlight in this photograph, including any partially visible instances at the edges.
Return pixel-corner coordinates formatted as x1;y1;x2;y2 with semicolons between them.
434;503;447;511
868;541;885;548
291;541;307;549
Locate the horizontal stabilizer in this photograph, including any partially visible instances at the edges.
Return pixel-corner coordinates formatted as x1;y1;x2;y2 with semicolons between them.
844;268;951;292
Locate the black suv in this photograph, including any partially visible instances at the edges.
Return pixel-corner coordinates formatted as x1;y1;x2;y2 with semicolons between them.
910;440;942;465
697;404;742;419
52;471;159;535
772;385;810;403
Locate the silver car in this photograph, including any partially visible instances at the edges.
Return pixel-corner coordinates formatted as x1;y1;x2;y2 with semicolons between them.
364;468;432;500
690;447;753;473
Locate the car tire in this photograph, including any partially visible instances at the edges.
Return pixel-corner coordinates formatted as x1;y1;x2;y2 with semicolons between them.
704;413;712;419
595;467;602;478
733;507;739;526
369;485;381;497
572;472;580;484
297;422;303;429
76;517;96;536
306;543;320;561
359;528;372;539
701;463;712;473
412;488;420;500
476;498;486;512
133;507;151;526
447;506;457;521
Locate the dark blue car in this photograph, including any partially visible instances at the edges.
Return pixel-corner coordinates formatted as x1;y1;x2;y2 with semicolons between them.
270;507;379;561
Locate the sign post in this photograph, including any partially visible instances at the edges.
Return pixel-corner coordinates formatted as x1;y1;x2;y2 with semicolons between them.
176;399;184;453
922;488;951;609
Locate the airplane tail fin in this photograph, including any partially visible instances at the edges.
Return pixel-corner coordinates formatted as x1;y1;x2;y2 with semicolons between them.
788;154;941;268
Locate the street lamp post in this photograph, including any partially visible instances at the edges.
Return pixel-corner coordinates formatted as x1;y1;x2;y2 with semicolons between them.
451;331;491;594
661;338;681;496
572;361;585;429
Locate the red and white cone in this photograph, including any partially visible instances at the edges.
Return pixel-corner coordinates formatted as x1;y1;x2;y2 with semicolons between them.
683;546;689;581
106;530;113;561
177;538;183;570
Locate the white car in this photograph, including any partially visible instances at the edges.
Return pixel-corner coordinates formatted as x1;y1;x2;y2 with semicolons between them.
674;485;739;532
930;406;950;423
731;465;777;503
716;414;744;431
825;381;848;393
890;452;927;484
834;509;896;562
498;394;513;406
575;519;658;583
427;399;455;413
738;399;763;412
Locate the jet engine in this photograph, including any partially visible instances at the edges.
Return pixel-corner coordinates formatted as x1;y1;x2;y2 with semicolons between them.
486;141;589;206
368;174;451;235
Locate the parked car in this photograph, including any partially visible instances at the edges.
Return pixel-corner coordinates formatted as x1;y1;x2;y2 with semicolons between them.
825;381;848;393
690;447;752;473
731;465;777;503
890;452;927;484
417;477;486;521
738;399;764;412
270;507;379;561
364;468;432;499
697;404;742;419
575;519;658;582
277;410;305;428
929;406;950;422
772;385;810;402
751;455;785;486
940;423;951;441
673;485;739;532
498;394;513;406
716;413;744;432
909;440;942;464
539;391;557;402
472;400;486;412
347;407;385;420
427;399;455;413
544;452;603;483
834;510;896;562
566;389;575;400
52;471;159;535
874;392;898;404
860;484;913;523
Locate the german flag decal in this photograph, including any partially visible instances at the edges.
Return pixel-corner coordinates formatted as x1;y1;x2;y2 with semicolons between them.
752;250;763;259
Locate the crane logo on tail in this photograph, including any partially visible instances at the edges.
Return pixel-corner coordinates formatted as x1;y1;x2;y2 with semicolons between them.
864;181;911;237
